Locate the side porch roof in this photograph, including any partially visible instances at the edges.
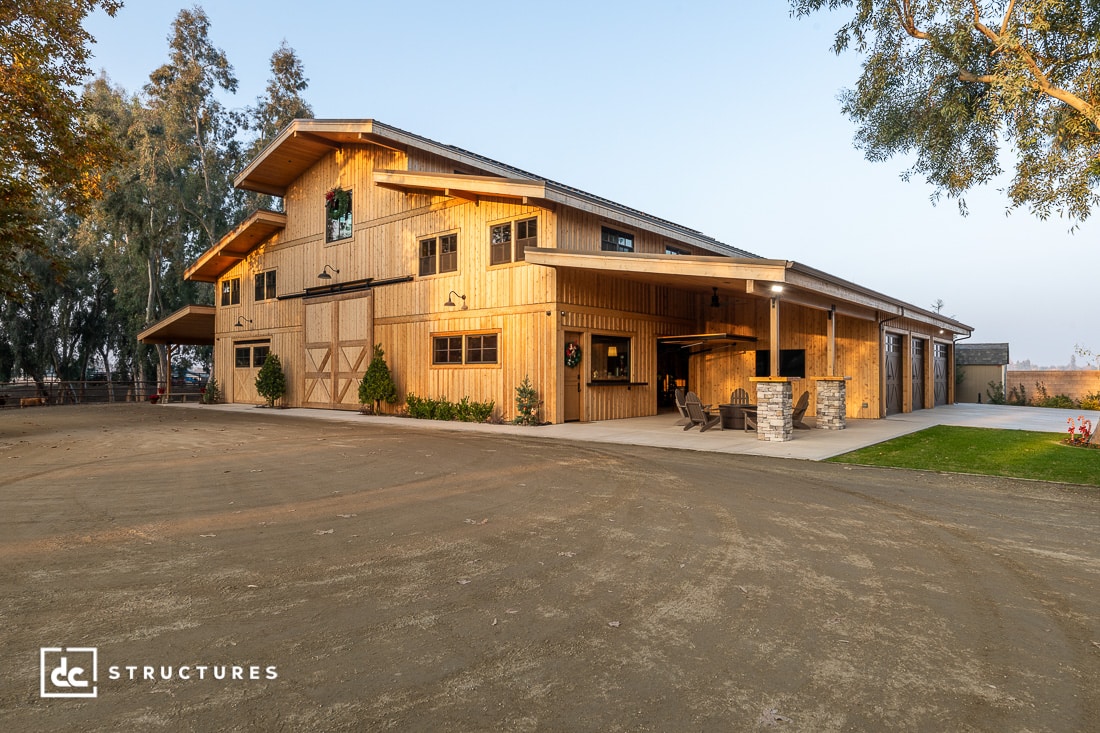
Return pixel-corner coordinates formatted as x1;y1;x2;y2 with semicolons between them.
524;249;973;335
137;305;216;345
185;210;287;283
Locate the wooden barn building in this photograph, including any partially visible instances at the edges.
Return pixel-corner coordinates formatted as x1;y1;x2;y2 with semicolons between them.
142;119;972;424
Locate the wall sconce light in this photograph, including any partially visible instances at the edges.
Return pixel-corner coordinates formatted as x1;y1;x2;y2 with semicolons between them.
444;290;468;310
710;287;721;308
317;264;340;280
234;316;252;328
770;284;784;293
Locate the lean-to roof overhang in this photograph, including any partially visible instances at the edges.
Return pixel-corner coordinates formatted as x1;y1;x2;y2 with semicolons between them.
137;305;216;345
185;210;287;283
236;119;757;259
524;249;973;336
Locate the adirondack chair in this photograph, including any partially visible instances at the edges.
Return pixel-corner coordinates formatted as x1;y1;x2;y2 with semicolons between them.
685;398;722;432
792;390;810;429
729;388;750;405
673;388;691;426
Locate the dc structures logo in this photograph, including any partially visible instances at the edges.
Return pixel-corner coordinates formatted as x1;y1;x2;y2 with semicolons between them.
40;647;98;698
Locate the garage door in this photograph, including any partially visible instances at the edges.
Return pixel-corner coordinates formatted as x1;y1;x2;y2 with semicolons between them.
885;334;903;415
912;339;925;411
934;343;949;406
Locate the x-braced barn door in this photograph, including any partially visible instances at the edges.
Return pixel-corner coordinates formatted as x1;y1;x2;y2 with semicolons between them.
884;333;903;415
303;294;373;409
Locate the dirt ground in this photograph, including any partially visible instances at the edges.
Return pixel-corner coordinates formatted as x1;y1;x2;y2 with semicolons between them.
0;404;1097;732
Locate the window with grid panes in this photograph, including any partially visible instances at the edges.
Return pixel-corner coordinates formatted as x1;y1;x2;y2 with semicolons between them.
514;218;537;261
601;226;634;252
221;277;241;306
465;334;498;364
489;223;511;266
254;270;276;301
432;336;463;364
419;237;437;276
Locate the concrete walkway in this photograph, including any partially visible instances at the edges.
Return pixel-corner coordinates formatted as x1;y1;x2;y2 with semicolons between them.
178;402;1099;461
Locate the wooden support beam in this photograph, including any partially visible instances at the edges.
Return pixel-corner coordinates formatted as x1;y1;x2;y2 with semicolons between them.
292;131;341;149
770;297;780;377
827;306;836;377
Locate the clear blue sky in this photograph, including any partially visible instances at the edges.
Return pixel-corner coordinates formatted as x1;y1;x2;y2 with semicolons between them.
83;1;1099;367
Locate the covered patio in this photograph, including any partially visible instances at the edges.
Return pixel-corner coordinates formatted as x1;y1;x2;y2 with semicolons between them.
136;305;216;400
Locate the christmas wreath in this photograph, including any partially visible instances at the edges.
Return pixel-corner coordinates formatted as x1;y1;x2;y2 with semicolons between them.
325;188;351;220
564;341;582;368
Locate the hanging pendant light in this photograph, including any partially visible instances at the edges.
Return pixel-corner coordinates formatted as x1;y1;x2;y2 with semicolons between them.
710;287;721;308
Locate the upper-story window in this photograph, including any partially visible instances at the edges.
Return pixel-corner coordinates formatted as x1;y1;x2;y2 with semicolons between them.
601;226;634;253
220;277;241;306
419;233;459;276
490;217;538;266
325;188;352;243
665;245;689;255
254;270;277;301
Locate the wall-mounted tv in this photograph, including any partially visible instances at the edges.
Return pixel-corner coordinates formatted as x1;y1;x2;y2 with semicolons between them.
754;349;806;378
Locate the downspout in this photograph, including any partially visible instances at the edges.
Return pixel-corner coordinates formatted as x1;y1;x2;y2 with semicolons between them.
952;330;973;405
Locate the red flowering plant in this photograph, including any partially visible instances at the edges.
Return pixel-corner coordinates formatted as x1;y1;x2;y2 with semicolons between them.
1064;416;1094;447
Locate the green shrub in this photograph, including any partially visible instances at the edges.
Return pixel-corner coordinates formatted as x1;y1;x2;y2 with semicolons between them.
255;353;286;408
986;380;1006;405
1080;391;1100;411
201;376;221;404
358;343;398;414
512;375;541;425
403;393;495;422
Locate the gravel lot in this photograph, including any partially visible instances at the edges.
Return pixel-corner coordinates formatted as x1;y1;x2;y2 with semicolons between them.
1;404;1097;731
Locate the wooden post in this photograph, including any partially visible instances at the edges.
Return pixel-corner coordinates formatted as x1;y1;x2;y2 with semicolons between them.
827;306;836;378
769;297;780;377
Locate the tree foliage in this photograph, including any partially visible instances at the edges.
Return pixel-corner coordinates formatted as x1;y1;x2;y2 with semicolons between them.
0;0;122;298
791;0;1100;221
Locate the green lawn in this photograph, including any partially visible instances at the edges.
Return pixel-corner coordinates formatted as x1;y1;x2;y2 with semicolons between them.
827;425;1100;486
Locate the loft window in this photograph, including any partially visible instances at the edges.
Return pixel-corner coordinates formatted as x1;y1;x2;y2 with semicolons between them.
419;237;437;276
465;334;498;364
489;222;512;266
325;189;352;243
490;217;537;265
592;334;631;381
220;277;241;306
420;233;459;276
601;226;634;253
665;245;689;255
254;270;277;301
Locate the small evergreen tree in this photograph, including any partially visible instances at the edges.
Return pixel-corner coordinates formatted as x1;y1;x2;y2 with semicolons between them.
255;353;286;408
358;343;397;414
513;375;541;426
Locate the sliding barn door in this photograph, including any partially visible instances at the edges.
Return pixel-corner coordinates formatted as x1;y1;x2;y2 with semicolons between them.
303;293;373;409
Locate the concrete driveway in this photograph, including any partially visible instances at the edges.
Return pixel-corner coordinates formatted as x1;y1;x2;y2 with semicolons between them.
188;401;1100;460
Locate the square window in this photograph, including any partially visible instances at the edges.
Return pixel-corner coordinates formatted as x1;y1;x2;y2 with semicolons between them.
601;226;634;253
235;347;251;368
432;336;463;364
419;237;437;277
466;334;498;364
490;223;512;266
252;345;270;368
592;334;631;380
325;189;352;243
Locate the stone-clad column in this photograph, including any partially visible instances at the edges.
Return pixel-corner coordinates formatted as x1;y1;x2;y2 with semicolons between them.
751;378;793;442
814;377;849;430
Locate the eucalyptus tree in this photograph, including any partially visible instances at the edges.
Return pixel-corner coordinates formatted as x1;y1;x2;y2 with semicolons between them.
791;0;1100;221
244;40;314;212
